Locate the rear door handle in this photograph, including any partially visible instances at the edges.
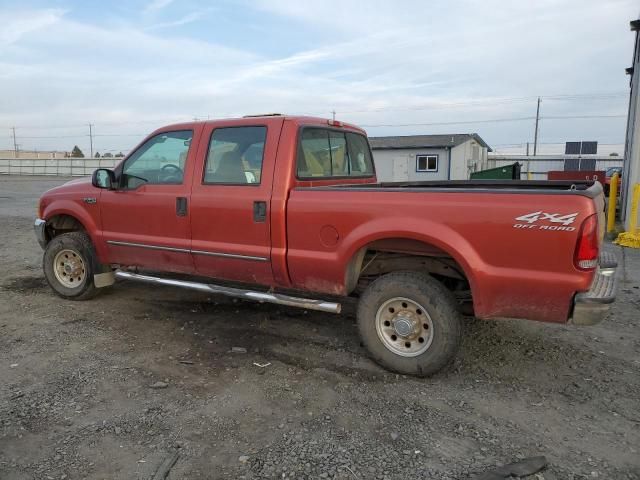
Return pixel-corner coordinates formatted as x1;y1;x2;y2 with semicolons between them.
253;201;267;222
176;197;188;217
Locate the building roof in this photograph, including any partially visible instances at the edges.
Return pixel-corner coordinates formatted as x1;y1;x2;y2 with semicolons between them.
368;133;492;152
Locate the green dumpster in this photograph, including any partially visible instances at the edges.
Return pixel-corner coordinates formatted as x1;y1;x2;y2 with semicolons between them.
470;162;521;180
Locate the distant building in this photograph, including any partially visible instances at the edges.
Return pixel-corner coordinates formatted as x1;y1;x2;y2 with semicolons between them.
369;134;492;181
0;149;69;158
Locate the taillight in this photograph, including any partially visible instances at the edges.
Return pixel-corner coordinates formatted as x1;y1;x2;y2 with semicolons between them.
574;214;599;270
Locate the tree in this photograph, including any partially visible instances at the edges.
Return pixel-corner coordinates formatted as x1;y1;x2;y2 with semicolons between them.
70;145;85;158
115;152;124;158
103;152;113;158
95;152;101;158
609;152;619;157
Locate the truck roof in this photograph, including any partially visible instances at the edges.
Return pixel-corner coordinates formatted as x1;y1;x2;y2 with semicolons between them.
159;115;367;136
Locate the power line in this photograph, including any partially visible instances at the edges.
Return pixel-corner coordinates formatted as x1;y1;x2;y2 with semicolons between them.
336;92;628;115
360;113;626;128
543;93;628;100
541;114;627;120
360;116;536;128
0;91;628;129
14;133;147;139
9;113;625;138
93;133;147;137
15;134;89;139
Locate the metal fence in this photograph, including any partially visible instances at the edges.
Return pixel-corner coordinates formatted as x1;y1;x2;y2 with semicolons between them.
1;155;626;180
487;156;624;180
0;157;119;176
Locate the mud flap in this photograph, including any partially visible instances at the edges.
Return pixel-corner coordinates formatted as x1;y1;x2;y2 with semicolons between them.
94;271;116;288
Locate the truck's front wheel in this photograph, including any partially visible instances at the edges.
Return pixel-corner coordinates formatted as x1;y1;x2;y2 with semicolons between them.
357;271;462;377
43;232;99;300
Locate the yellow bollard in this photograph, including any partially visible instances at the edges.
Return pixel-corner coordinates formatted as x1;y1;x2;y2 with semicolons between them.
606;173;619;233
615;183;640;248
527;171;532;180
631;184;640;234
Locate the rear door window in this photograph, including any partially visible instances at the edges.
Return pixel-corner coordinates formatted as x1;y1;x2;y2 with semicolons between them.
203;126;267;185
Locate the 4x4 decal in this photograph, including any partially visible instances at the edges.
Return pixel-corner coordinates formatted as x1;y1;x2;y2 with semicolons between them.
513;211;578;231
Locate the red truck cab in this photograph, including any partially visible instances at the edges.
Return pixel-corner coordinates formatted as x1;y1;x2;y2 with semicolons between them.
35;115;617;376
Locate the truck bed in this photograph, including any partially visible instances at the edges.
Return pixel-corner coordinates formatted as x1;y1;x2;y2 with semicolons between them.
286;179;605;323
301;180;601;196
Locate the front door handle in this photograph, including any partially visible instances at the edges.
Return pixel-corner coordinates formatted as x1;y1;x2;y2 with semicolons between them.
253;201;267;222
176;197;188;217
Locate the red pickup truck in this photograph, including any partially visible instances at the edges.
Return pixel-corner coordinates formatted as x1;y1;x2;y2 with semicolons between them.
34;115;617;376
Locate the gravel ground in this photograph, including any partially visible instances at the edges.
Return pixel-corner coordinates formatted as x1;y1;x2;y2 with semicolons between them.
0;175;639;480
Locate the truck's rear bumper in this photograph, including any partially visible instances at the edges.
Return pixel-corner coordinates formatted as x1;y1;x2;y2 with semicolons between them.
571;251;617;326
34;218;47;249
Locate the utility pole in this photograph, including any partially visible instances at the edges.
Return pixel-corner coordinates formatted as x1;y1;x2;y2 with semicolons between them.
533;97;541;156
332;110;336;121
526;142;530;156
11;127;18;158
88;123;94;158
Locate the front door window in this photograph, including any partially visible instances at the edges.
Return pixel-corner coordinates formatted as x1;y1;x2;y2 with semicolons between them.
121;130;192;188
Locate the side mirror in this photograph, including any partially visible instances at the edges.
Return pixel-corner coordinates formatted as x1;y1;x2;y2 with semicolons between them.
92;168;116;189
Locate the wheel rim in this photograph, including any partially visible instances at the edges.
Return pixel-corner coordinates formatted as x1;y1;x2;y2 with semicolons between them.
53;249;87;288
375;297;434;357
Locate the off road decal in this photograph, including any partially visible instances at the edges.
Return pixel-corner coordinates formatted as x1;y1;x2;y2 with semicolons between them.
513;211;578;231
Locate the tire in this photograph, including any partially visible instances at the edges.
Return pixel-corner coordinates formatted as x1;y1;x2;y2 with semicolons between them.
357;271;462;377
43;231;100;301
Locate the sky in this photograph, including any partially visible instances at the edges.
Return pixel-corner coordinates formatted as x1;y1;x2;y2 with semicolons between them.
0;0;638;155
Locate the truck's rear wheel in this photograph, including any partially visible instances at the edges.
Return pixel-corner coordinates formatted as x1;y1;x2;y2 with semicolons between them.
43;232;99;300
357;271;462;376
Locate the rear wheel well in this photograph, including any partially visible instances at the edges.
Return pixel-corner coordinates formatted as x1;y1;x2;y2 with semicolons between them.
347;238;473;314
45;215;86;244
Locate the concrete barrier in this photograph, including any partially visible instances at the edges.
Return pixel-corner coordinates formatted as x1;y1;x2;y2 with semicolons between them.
0;158;119;176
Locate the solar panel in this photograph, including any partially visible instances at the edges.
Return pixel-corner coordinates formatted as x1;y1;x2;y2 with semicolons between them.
565;142;581;154
564;158;580;171
580;141;598;154
579;158;596;170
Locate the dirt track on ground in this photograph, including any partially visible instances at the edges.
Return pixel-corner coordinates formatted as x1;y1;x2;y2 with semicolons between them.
1;176;639;479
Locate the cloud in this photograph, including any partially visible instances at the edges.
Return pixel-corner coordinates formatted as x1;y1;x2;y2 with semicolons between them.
143;0;174;14
0;8;65;47
145;10;207;30
0;1;636;154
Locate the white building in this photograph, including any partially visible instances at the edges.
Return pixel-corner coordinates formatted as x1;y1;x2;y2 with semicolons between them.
369;134;491;182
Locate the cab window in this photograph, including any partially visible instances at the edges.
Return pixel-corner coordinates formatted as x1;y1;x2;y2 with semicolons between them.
121;130;192;188
297;128;374;178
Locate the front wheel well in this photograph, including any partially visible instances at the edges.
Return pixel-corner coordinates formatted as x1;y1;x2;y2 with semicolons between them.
44;214;86;244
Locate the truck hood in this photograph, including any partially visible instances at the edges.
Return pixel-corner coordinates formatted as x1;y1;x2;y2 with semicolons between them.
64;176;93;187
43;175;94;197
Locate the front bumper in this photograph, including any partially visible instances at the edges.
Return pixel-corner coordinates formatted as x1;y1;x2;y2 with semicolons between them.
571;251;617;326
34;218;47;249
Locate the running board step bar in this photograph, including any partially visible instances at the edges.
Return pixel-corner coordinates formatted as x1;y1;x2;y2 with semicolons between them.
114;271;341;314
